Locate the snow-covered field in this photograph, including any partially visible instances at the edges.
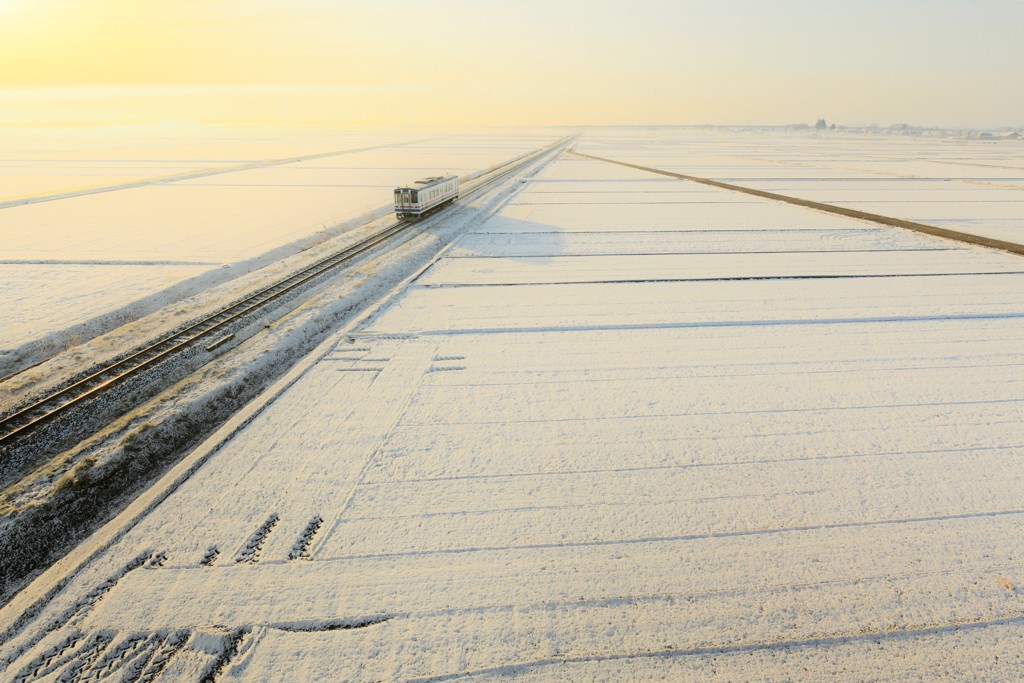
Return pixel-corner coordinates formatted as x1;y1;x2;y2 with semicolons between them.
3;136;1024;681
0;126;559;369
577;127;1024;244
0;262;213;351
0;127;411;203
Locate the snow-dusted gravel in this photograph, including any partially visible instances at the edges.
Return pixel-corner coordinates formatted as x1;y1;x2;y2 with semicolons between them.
2;136;1024;681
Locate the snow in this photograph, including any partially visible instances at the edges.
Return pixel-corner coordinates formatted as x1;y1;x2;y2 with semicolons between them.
0;126;420;203
0;262;212;350
0;127;560;370
0;183;381;262
415;250;1021;286
449;227;937;257
3;132;1024;681
575;127;1024;244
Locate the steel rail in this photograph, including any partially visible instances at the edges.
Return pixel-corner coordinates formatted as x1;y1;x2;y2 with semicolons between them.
0;138;571;447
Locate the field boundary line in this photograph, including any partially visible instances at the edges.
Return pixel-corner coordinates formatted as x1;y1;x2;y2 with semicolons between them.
571;151;1024;257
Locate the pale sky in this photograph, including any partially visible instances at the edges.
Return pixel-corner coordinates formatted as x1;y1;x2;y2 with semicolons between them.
1;0;1022;127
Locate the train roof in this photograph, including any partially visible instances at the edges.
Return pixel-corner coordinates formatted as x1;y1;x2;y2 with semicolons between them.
396;175;457;190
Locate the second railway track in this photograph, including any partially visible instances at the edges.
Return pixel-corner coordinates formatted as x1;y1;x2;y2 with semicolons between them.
0;138;572;451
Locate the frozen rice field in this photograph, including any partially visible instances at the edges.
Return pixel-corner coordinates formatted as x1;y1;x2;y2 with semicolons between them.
3;131;1023;680
577;127;1024;244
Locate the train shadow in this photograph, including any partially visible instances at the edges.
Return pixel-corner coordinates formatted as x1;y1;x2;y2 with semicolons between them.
433;214;570;266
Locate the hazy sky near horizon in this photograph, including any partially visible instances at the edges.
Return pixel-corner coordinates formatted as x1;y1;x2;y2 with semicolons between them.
1;0;1022;127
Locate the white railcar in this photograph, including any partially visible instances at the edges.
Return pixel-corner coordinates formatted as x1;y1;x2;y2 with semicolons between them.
394;175;459;219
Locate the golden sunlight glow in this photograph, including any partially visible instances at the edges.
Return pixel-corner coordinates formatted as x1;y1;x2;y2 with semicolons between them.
1;0;1022;127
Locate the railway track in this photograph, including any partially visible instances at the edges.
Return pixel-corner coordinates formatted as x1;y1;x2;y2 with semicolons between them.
0;138;572;449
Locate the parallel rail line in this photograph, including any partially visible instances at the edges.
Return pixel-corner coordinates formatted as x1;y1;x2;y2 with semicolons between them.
0;139;571;447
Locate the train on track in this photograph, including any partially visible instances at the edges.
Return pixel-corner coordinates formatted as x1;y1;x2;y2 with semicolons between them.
394;175;459;219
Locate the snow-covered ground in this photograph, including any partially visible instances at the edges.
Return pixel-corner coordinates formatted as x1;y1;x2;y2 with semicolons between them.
0;126;559;371
0;127;424;205
0;262;213;351
3;138;1024;681
576;127;1024;245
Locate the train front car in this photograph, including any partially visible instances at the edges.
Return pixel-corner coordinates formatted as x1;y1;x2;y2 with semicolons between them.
394;186;415;219
394;175;459;219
